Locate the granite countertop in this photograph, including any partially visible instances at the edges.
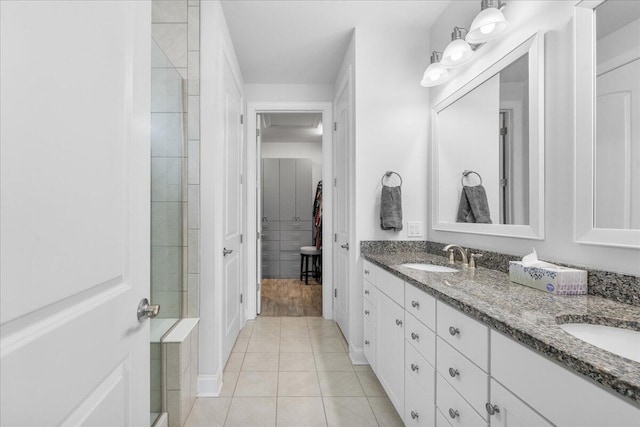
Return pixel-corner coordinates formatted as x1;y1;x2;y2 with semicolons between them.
362;251;640;407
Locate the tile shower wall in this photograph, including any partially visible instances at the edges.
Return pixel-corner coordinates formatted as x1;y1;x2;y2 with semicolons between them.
164;323;200;427
152;0;200;319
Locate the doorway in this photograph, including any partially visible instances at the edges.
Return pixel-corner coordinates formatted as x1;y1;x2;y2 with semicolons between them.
246;103;333;321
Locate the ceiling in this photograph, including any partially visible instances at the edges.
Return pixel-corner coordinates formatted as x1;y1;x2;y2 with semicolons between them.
260;113;323;143
220;0;449;85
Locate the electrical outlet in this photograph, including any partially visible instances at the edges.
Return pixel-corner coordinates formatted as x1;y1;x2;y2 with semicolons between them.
407;221;423;237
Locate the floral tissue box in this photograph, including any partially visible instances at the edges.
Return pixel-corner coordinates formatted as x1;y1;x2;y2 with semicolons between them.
508;261;588;295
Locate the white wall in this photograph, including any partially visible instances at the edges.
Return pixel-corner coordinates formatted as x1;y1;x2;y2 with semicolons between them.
245;84;334;102
199;0;245;396
261;142;323;195
428;1;639;276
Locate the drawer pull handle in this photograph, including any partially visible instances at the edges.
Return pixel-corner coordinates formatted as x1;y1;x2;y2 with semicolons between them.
410;411;419;420
395;319;403;326
486;403;500;416
410;332;419;341
364;290;370;295
448;409;459;419
411;300;419;308
448;367;459;377
410;363;419;372
364;340;370;345
449;326;460;336
364;310;370;315
364;269;370;275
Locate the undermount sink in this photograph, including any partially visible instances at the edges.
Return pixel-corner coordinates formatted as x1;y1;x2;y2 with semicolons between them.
559;323;640;363
400;263;458;273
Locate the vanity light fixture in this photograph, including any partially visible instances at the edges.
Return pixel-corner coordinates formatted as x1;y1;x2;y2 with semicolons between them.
420;51;450;87
466;0;508;44
440;27;474;69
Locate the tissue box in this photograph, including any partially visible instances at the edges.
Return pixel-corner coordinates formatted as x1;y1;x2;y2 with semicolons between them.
508;261;588;295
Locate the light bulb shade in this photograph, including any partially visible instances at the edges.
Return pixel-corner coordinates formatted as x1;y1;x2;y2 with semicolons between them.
440;38;474;68
466;7;508;44
420;62;450;87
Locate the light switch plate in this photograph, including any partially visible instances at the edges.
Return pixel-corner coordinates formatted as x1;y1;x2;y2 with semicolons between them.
407;221;423;237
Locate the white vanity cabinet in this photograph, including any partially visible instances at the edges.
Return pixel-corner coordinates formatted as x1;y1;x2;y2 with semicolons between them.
487;379;553;427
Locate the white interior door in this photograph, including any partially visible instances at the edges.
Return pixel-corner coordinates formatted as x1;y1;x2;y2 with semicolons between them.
0;1;150;425
333;82;351;338
222;57;243;361
256;114;263;314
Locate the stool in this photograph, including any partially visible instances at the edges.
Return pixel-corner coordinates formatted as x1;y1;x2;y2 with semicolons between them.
300;246;322;285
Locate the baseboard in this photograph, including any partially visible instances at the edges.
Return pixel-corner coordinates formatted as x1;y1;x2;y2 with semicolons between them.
349;347;368;365
197;372;222;397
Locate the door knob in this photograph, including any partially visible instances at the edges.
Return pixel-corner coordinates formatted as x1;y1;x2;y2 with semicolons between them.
341;243;349;250
223;248;233;256
137;298;160;321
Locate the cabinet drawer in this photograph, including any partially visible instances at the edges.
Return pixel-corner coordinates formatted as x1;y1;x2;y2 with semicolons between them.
261;230;280;241
280;239;313;251
405;371;435;427
281;229;312;241
281;220;312;231
436;301;488;371
261;250;280;261
436;408;452;427
405;284;436;331
261;261;280;278
363;317;376;372
405;313;435;365
436;374;487;427
363;299;376;328
405;340;435;397
261;220;281;231
279;260;299;278
436;337;488;420
491;330;640;427
363;260;376;284
488;379;553;427
376;266;404;306
363;279;377;305
261;240;280;251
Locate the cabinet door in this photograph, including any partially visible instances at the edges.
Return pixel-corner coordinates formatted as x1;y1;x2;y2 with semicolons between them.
295;158;313;220
377;293;405;420
262;159;280;222
487;379;552;427
363;317;376;372
405;370;435;427
279;159;296;220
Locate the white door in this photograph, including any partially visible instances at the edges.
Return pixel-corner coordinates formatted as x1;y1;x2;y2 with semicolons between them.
222;57;243;361
0;1;150;425
256;114;263;314
333;81;351;338
595;57;640;229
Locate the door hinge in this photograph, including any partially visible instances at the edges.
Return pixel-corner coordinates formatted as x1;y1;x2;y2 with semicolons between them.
240;293;243;303
333;177;337;187
333;122;337;131
500;127;507;136
240;114;244;124
334;289;337;298
240;174;243;184
500;179;508;187
257;231;261;239
240;234;243;243
256;128;260;137
334;233;337;242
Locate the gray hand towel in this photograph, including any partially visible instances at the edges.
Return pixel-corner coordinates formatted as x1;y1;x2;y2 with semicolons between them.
380;185;403;231
456;185;492;224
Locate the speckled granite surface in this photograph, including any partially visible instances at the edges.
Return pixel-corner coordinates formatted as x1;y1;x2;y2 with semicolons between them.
361;240;640;307
361;247;640;407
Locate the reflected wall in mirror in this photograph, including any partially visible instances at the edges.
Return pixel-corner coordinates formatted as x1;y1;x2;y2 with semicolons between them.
432;33;544;240
594;0;640;230
575;0;640;248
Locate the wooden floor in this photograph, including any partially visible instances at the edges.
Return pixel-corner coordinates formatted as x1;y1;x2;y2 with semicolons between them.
260;278;322;317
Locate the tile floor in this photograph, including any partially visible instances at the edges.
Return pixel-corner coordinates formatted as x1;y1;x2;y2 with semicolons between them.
184;316;403;427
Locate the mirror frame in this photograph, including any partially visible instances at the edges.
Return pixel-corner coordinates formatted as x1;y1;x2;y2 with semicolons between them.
575;1;640;248
431;32;545;240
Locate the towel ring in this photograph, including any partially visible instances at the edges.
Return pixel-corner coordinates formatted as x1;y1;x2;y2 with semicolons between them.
381;171;403;187
461;170;482;186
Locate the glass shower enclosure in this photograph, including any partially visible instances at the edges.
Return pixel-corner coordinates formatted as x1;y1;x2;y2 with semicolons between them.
150;38;185;425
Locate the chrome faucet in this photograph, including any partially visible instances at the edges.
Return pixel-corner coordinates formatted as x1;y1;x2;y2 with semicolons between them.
443;244;468;267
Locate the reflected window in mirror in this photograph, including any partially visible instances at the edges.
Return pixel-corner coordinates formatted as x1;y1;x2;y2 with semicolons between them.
594;0;640;230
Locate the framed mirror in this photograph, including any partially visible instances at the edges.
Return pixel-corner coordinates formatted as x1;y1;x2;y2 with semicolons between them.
575;0;640;248
432;32;545;239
